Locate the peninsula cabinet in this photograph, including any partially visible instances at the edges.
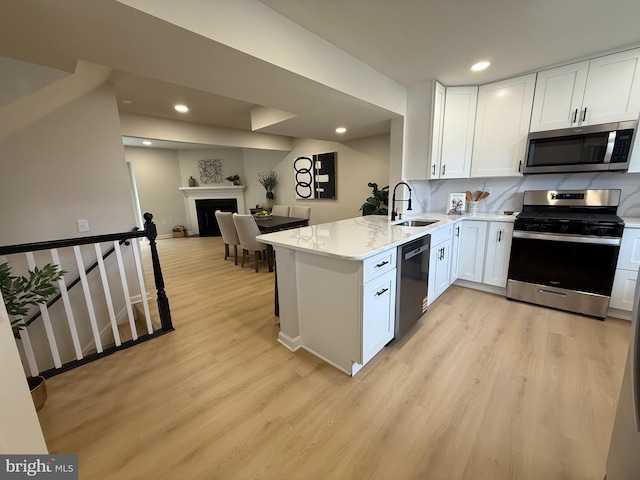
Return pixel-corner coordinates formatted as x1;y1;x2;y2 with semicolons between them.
470;73;536;177
610;226;640;312
530;49;640;132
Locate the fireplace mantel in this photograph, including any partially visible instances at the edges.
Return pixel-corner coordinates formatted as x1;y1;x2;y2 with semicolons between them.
180;186;246;235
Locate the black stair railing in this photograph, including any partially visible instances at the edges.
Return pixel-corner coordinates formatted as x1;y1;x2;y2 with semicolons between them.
0;212;173;377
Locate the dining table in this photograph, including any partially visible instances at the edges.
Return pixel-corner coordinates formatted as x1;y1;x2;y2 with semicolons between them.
255;215;309;316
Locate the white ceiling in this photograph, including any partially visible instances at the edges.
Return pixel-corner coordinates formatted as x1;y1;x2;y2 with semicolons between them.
2;0;640;145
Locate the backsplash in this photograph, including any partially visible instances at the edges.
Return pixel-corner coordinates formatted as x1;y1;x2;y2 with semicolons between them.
409;172;640;217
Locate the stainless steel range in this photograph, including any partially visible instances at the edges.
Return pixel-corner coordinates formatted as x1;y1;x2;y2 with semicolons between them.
506;189;624;319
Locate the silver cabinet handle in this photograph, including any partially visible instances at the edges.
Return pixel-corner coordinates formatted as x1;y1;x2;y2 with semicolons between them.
519;160;522;172
572;108;578;123
375;287;389;296
442;164;446;176
498;230;502;242
375;260;389;268
582;107;587;122
456;226;460;237
432;164;436;176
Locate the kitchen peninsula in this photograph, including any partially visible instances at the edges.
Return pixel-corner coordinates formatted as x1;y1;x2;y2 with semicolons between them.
258;212;516;375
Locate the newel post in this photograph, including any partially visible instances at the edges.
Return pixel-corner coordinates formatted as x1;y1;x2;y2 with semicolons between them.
143;212;173;332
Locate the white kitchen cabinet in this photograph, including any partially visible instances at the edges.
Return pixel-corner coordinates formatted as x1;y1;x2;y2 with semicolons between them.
483;222;514;287
428;81;446;179
437;86;477;179
428;224;453;304
628;121;640;173
610;227;640;311
529;61;589;132
450;221;462;282
471;73;536;177
457;221;487;283
362;268;396;364
530;49;640;131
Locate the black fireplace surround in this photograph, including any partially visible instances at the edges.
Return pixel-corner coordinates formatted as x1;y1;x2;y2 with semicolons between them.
196;198;238;236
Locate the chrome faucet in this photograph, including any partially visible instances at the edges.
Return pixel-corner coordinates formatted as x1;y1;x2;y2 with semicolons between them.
391;181;412;221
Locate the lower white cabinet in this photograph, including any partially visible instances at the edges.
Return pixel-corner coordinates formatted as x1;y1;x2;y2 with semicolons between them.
483;222;514;287
610;227;640;311
457;220;514;288
457;221;487;282
362;269;396;364
428;225;453;304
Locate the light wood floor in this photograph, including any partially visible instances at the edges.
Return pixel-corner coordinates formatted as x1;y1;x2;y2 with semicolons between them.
37;236;631;480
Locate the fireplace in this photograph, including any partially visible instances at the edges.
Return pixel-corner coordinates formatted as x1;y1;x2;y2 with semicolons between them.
196;199;238;236
180;186;246;236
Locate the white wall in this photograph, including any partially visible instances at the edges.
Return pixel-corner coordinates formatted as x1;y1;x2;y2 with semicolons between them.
0;84;136;244
126;147;188;236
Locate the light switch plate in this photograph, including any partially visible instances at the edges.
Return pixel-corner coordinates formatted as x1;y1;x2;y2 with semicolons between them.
77;219;90;233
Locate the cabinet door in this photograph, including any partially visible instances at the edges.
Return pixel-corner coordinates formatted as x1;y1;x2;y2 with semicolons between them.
362;269;396;364
435;239;452;296
483;222;514;287
440;86;477;178
529;61;589;132
581;48;640;126
429;81;446;179
617;228;640;271
457;221;487;283
471;74;536;177
610;269;638;311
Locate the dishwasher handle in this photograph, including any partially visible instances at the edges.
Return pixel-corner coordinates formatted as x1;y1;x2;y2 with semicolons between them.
404;243;430;260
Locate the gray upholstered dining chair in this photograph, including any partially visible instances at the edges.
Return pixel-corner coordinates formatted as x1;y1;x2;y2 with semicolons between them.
290;206;311;220
232;213;270;273
215;210;241;265
270;205;289;217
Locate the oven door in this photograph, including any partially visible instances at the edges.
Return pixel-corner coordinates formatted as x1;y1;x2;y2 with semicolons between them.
507;231;621;317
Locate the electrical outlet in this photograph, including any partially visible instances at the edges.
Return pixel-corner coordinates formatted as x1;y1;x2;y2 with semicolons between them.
77;219;90;233
162;219;167;225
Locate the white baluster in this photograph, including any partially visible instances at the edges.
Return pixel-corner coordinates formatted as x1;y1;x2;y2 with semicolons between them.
132;238;153;335
95;243;121;347
50;248;82;360
19;326;39;377
73;245;103;353
25;252;61;368
114;240;138;341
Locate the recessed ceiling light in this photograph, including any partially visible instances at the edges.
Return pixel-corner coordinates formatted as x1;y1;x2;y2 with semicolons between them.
335;127;347;134
142;140;152;146
174;104;189;113
122;99;133;105
471;61;490;72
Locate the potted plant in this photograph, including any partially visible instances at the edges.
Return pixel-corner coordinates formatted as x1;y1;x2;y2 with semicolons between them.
257;170;278;208
225;174;241;186
359;182;389;215
0;262;66;411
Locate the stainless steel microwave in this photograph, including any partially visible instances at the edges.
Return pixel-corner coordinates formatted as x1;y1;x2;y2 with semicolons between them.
524;121;637;174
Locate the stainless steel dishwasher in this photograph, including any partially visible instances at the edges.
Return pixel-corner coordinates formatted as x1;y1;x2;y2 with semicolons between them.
395;234;430;340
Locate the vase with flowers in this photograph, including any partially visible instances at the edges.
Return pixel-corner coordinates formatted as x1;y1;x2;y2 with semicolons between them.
257;170;278;208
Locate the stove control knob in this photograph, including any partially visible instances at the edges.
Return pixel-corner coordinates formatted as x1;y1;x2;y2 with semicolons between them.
583;226;592;235
599;228;609;236
560;224;569;233
539;224;546;232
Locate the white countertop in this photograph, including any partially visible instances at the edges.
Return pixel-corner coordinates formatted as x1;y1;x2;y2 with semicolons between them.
623;217;640;228
257;212;517;260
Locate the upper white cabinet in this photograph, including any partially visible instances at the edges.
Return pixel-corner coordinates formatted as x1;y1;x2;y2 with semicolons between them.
428;81;446;179
530;48;640;132
435;86;478;179
471;73;536;178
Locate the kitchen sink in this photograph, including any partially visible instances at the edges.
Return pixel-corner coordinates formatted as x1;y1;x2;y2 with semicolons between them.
396;219;438;227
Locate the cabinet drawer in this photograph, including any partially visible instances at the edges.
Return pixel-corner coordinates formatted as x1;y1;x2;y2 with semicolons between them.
363;248;397;282
430;224;453;247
